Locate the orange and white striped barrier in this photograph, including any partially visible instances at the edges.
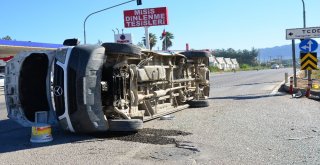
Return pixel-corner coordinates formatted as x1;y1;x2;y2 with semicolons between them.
289;77;293;95
305;79;312;98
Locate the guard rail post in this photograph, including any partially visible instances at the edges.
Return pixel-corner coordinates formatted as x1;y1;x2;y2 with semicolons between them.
306;78;312;97
289;76;293;95
285;73;288;84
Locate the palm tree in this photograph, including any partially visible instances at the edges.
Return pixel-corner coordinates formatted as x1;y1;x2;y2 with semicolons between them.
97;40;103;45
142;33;157;50
1;35;12;40
160;31;174;50
136;42;145;48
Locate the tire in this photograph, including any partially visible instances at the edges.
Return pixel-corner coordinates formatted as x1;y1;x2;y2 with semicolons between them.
64;45;108;133
101;43;141;56
187;100;209;108
180;51;211;58
108;119;143;132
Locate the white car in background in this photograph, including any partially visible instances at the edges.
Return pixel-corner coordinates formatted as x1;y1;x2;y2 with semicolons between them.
271;64;280;69
0;74;4;87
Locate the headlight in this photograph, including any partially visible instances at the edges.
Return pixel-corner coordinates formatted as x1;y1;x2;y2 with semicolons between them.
55;48;68;63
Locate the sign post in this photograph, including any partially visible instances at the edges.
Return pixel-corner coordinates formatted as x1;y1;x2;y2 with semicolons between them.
144;27;150;49
299;38;318;97
300;52;318;70
286;27;320;40
292;39;297;87
114;33;133;44
286;26;320;89
299;39;318;52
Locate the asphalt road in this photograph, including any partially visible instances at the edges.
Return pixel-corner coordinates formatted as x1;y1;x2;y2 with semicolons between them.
1;68;320;164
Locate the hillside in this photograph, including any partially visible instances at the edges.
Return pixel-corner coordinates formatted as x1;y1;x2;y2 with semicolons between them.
258;44;320;62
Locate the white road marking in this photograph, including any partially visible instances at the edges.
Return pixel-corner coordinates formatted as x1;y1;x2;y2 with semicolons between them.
270;80;285;96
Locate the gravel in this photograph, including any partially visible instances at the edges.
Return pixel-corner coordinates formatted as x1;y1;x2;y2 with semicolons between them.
1;69;320;164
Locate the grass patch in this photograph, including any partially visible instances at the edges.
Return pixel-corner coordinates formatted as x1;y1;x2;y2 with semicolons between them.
208;66;222;72
239;64;268;71
312;70;320;80
209;65;270;72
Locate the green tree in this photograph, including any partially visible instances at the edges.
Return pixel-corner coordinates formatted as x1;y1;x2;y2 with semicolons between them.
213;47;259;66
160;31;174;50
97;40;103;45
249;47;259;65
136;42;145;48
142;33;157;50
2;35;12;40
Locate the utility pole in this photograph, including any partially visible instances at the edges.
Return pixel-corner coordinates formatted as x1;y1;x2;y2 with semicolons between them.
302;0;306;28
269;56;271;63
83;0;136;44
144;27;150;49
301;0;309;79
292;40;297;87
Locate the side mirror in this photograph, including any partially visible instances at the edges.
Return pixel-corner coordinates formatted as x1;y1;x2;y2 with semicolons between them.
63;38;80;46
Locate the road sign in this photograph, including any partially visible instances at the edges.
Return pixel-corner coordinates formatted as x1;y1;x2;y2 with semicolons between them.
299;39;318;52
114;33;132;44
300;52;318;70
286;27;320;40
124;7;168;28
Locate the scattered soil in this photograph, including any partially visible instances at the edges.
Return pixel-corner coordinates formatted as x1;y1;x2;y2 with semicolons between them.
296;71;320;90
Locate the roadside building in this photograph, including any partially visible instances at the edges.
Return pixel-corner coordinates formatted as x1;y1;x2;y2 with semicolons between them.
231;58;240;69
224;58;233;71
209;56;218;67
0;60;6;73
0;39;62;73
216;57;227;70
0;39;62;58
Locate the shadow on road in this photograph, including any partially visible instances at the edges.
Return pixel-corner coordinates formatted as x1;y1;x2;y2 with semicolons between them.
233;81;282;87
0;119;91;154
209;93;286;100
0;119;192;154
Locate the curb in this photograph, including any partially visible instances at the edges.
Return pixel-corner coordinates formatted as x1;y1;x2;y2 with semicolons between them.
282;83;320;98
282;70;320;98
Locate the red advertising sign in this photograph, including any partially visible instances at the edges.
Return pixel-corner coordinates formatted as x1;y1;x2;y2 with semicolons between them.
0;56;13;62
124;7;168;28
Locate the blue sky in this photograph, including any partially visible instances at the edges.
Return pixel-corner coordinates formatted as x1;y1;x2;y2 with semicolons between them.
1;0;320;50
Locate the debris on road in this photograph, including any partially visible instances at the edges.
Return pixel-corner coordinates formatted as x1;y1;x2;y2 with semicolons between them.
292;90;305;98
287;136;315;141
175;141;200;152
159;115;175;120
